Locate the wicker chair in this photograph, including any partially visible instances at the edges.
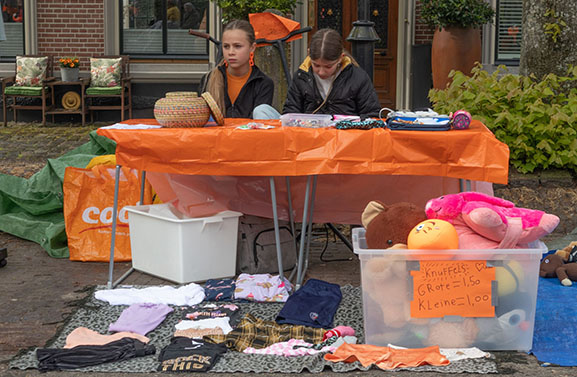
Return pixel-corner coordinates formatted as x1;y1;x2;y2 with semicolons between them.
84;55;132;122
2;55;54;126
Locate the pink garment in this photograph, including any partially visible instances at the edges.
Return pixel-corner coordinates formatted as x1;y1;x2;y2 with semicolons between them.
323;326;355;341
64;327;149;349
243;339;337;357
234;273;291;302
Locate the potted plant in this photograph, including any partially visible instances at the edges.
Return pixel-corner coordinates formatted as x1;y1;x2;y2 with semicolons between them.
59;56;80;82
420;0;495;89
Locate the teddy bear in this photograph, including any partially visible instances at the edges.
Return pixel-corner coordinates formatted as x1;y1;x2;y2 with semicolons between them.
539;253;577;286
424;192;560;249
555;241;577;262
361;201;427;249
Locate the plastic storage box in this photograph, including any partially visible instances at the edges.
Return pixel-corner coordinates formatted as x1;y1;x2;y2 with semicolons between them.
352;227;547;351
125;204;242;284
281;113;333;128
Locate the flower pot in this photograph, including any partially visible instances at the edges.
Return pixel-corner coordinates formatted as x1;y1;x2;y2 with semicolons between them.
431;27;481;90
154;92;210;128
61;67;79;82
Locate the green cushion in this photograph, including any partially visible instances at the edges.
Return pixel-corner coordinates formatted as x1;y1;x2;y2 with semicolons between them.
4;86;45;96
86;86;122;95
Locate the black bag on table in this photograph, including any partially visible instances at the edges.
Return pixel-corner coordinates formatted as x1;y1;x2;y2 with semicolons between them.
236;215;297;274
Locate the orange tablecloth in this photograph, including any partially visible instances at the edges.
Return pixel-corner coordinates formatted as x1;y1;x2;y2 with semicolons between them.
97;119;508;223
97;119;509;184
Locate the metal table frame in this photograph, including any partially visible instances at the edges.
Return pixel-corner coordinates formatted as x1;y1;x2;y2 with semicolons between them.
106;167;320;290
106;165;472;289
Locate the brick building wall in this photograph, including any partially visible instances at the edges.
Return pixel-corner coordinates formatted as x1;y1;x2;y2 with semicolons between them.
414;0;434;45
37;0;105;72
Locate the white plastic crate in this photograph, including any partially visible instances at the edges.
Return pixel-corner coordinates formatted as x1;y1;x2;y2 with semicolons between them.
125;204;242;284
352;227;547;351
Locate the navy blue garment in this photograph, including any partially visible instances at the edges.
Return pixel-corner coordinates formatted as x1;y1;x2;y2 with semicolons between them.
204;278;235;301
275;279;342;328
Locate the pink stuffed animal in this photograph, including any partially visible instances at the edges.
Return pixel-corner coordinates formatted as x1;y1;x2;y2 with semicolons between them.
425;192;559;249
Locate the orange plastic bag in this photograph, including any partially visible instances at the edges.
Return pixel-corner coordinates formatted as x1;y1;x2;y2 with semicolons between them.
63;165;152;262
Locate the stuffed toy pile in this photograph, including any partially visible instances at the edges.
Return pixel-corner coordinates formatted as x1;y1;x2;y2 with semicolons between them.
360;192;560;349
424;192;559;249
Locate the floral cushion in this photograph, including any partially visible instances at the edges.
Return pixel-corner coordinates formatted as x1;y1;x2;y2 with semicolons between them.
90;58;122;88
15;56;48;87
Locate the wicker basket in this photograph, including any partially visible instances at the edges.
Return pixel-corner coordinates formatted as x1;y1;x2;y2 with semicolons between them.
154;92;209;128
166;91;198;98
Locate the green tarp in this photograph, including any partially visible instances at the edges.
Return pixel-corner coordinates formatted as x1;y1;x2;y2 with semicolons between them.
0;131;116;258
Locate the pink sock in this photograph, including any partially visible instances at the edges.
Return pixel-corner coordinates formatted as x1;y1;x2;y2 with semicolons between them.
323;325;355;341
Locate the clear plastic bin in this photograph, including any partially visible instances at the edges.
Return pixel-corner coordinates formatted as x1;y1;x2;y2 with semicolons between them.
352;227;547;351
280;113;333;128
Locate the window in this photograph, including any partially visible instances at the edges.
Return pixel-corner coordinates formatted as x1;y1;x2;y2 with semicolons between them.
0;0;25;59
495;0;522;64
120;0;209;58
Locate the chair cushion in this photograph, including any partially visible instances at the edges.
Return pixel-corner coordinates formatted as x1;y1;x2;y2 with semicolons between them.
15;56;48;87
4;85;45;96
90;57;122;88
86;86;123;95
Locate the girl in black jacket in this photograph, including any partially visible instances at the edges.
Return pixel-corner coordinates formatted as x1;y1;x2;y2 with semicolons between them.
200;20;274;119
283;28;381;119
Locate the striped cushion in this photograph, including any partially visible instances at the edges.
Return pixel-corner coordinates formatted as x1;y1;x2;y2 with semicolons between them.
86;86;122;95
4;86;45;96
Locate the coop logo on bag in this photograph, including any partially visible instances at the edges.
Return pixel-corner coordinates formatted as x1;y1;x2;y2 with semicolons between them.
82;206;129;225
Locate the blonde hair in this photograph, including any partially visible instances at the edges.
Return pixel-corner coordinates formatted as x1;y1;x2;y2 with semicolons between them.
205;20;256;112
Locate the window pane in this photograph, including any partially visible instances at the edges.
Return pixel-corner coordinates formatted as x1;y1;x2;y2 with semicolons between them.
121;0;208;56
496;0;522;62
0;1;25;58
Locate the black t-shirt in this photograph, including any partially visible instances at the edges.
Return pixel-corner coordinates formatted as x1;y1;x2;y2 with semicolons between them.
158;337;227;372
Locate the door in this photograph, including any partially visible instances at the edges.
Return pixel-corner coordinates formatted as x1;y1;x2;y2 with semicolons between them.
313;0;398;107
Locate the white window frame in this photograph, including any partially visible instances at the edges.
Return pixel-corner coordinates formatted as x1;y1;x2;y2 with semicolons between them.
0;0;34;76
483;0;522;68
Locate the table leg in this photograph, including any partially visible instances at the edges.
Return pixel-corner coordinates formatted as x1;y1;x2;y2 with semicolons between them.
139;171;147;204
285;177;298;282
459;178;472;192
107;165;122;288
269;177;285;282
295;175;314;289
303;175;318;277
106;165;139;289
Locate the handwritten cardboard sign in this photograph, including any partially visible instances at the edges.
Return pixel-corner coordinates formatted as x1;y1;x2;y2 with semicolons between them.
410;260;495;318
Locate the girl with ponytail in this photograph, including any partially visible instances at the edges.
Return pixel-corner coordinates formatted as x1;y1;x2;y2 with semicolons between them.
283;28;381;119
200;19;275;119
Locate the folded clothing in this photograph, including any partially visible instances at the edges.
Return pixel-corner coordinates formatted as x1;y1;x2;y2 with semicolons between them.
234;273;291;302
95;283;205;306
158;337;227;372
65;327;149;349
204;313;325;352
37;338;155;372
109;303;173;335
204;278;235;301
276;278;342;328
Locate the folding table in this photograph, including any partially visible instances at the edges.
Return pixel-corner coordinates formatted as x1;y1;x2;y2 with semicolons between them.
98;118;509;289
